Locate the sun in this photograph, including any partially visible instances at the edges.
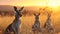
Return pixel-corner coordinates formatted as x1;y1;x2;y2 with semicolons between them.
37;0;60;8
47;0;60;7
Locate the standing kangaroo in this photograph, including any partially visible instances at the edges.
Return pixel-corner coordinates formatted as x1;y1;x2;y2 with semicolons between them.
32;13;42;34
4;6;24;34
43;12;54;34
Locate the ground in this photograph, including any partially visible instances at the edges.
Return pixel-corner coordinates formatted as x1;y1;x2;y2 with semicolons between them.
0;14;60;34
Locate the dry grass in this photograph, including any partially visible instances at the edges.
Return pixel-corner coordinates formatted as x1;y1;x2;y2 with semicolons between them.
0;14;60;34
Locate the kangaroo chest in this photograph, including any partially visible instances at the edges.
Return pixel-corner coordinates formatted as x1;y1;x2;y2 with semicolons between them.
33;21;40;28
12;20;21;28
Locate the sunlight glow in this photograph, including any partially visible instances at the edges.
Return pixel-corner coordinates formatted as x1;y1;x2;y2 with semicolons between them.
0;0;60;7
48;0;60;7
37;0;60;7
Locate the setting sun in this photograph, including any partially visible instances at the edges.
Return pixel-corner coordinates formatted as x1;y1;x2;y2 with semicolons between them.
48;0;60;7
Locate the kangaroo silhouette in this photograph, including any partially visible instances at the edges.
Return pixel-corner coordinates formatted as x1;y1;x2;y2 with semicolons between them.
43;12;54;33
4;6;24;34
32;13;42;34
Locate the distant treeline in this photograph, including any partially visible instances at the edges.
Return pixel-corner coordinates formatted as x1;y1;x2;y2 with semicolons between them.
0;11;15;16
0;10;38;16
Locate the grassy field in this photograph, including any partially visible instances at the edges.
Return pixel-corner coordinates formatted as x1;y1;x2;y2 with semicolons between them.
0;13;60;34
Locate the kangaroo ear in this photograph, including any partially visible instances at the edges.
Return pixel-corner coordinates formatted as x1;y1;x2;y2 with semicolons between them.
48;13;51;17
14;6;17;11
34;13;36;16
19;6;24;11
38;13;40;15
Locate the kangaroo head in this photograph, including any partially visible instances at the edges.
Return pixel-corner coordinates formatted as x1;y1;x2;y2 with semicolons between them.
34;13;40;19
46;12;51;18
14;6;24;17
34;13;40;16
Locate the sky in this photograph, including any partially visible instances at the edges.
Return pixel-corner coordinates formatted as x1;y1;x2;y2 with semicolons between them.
0;0;60;6
0;0;44;6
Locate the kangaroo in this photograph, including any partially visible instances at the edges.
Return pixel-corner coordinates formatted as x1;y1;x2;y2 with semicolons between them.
4;6;24;34
32;13;42;34
43;12;54;34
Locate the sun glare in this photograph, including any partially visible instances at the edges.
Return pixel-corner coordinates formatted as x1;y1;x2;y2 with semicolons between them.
38;0;60;7
8;0;60;7
48;0;60;7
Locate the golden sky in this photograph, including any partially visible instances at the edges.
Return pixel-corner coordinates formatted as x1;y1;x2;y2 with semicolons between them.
0;0;60;7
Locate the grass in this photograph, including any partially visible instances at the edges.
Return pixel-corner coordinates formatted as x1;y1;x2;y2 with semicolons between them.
0;14;60;34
